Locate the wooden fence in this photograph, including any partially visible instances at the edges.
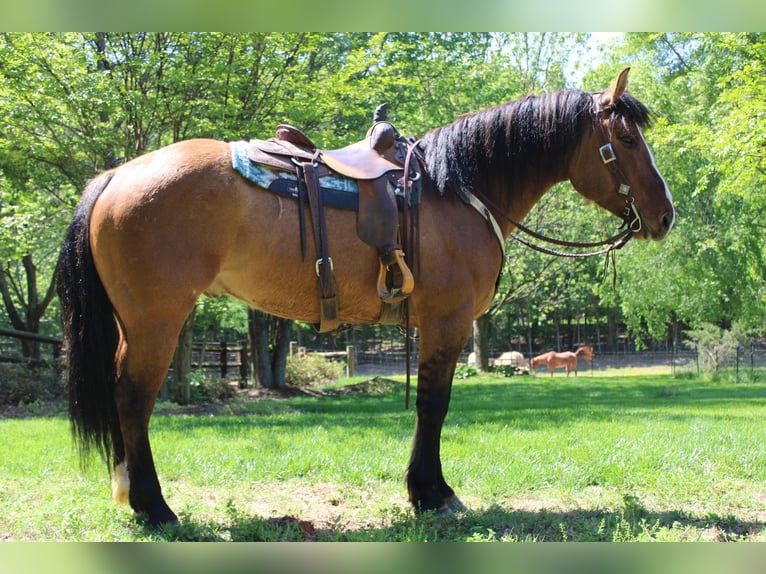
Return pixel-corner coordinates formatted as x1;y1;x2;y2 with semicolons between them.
187;340;250;380
184;341;358;380
0;327;62;363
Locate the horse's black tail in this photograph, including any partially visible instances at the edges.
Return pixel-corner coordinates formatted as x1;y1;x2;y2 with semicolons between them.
56;172;119;468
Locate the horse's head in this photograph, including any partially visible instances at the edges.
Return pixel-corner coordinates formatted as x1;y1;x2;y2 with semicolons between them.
569;67;675;241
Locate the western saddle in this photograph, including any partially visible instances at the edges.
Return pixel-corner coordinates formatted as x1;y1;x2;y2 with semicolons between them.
243;105;421;332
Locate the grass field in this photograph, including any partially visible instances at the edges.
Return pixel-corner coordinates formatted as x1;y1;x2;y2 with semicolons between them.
2;372;766;542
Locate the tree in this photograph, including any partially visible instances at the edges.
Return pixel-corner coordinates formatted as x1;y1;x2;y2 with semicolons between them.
597;33;766;342
248;310;293;389
0;33;108;357
4;32;760;380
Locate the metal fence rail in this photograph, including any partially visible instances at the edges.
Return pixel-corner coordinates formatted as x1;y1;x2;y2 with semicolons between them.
351;347;766;379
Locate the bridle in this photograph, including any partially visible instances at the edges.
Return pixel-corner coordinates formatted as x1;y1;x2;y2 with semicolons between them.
479;93;644;260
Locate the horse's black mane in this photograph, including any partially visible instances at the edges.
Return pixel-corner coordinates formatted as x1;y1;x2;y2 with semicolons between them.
421;89;652;199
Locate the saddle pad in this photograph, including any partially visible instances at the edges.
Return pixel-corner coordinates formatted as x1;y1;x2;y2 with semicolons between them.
230;140;360;211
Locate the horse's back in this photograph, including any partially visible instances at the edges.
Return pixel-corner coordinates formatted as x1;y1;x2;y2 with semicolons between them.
88;139;383;325
87;137;504;328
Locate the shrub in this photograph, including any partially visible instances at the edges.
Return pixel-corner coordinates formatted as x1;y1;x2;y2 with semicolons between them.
285;353;344;387
491;364;529;377
454;363;478;379
0;362;64;405
185;371;238;403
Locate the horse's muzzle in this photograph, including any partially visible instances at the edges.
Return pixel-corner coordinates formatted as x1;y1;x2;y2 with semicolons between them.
641;207;675;241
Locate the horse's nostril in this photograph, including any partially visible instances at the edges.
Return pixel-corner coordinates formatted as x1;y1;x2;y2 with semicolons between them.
661;211;674;232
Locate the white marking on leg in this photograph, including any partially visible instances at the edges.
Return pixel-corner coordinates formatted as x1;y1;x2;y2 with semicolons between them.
111;462;130;505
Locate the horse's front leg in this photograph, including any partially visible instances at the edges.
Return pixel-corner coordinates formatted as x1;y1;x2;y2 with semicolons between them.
407;315;470;514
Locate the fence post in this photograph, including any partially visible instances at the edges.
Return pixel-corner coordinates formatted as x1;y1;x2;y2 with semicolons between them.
290;341;298;357
671;340;676;375
239;339;249;389
346;345;355;378
220;341;228;378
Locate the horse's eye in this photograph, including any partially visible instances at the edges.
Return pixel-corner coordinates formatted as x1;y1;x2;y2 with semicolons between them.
619;135;638;148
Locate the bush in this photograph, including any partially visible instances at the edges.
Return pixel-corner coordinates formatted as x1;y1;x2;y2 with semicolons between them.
185;371;238;403
285;353;344;387
491;364;529;377
0;362;64;405
454;363;478;379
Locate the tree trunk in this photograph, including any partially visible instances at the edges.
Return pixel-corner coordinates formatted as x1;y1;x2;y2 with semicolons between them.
249;309;293;389
271;316;292;389
473;313;491;372
249;309;273;389
0;254;57;361
607;310;618;352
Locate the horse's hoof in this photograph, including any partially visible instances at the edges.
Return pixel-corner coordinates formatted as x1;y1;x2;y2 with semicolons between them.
132;508;180;528
434;496;466;516
445;495;467;513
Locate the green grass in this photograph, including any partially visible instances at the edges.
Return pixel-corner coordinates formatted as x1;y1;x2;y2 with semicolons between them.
2;373;766;541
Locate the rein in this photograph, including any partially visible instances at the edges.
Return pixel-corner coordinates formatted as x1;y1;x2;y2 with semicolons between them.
478;95;643;262
401;138;423;410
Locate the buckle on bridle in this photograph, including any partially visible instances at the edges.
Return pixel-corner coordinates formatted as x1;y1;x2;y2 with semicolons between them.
618;183;631;196
599;143;616;164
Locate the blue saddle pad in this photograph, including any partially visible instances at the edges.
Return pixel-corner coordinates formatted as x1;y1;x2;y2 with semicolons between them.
230;140;360;210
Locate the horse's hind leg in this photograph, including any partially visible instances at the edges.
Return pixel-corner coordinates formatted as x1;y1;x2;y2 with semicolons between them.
112;318;186;526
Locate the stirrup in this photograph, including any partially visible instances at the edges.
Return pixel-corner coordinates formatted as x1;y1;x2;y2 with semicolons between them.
377;248;414;303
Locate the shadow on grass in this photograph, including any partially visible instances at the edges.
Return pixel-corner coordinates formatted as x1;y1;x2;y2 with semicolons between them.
139;496;765;542
5;375;766;429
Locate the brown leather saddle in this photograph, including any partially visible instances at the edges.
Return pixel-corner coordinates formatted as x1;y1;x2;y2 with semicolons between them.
243;110;420;332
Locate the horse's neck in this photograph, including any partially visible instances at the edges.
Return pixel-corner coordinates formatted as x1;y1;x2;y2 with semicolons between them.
486;176;561;238
575;347;592;360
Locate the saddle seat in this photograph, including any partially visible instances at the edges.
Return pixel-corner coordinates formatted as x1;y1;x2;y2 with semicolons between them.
274;121;405;181
243;115;418;329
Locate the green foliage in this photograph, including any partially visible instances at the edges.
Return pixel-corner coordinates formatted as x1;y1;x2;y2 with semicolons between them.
683;322;746;373
184;372;238;403
0;362;63;405
454;363;478;379
285;353;344;387
490;364;529;377
600;33;766;340
193;297;249;342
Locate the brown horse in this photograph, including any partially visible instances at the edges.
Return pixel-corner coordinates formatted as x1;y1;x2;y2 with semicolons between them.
56;68;674;526
531;346;594;377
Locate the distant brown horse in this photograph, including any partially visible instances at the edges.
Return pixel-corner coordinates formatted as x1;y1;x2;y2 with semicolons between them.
531;346;594;377
56;68;674;526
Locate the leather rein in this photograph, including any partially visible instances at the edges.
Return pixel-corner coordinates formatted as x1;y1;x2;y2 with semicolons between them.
477;95;643;260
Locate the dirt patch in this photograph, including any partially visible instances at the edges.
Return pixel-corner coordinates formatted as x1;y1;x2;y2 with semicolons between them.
243;376;400;398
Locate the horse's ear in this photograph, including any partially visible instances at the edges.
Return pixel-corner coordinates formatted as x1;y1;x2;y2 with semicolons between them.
600;66;631;108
